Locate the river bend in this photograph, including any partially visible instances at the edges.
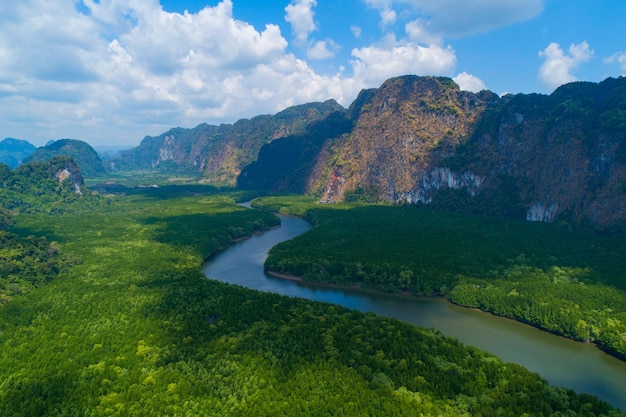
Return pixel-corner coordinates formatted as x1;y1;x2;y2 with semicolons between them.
202;212;626;409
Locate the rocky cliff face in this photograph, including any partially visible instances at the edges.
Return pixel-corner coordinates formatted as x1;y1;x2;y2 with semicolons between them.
447;78;626;229
112;74;626;231
254;75;626;231
316;76;497;203
111;100;345;186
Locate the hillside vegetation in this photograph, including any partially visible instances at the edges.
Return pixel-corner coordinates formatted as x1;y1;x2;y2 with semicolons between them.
258;197;626;360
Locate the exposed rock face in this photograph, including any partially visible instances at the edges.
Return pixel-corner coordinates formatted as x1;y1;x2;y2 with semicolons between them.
316;76;497;203
111;100;346;186
54;167;83;194
52;158;85;194
526;202;559;223
394;167;485;204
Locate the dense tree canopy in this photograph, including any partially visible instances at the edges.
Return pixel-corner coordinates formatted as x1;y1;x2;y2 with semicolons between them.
0;189;621;415
258;196;626;360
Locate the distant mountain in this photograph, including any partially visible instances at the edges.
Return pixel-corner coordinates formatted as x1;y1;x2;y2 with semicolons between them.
109;100;346;185
24;139;105;178
0;138;36;168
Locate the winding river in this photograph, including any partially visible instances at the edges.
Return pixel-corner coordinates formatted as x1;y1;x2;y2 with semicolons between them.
201;211;626;410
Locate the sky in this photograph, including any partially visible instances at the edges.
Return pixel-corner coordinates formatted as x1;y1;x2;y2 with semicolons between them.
1;0;625;148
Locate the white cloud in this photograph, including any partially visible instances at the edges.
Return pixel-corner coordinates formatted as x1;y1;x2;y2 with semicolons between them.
405;19;440;45
307;40;335;60
350;25;362;39
0;0;466;147
453;72;486;92
604;52;626;75
538;42;594;89
351;36;456;87
285;0;318;46
363;0;396;27
0;0;340;146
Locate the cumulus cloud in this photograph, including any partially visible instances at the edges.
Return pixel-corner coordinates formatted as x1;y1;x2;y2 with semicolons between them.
604;52;626;75
453;72;486;92
307;40;336;60
538;41;594;89
351;37;456;87
0;0;348;145
0;0;468;147
285;0;318;46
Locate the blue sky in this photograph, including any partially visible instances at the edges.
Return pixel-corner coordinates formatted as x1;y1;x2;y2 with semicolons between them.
1;0;625;147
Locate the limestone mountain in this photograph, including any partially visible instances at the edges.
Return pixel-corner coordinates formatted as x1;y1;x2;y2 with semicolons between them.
24;139;105;178
109;74;626;231
0;156;87;214
238;75;626;231
438;77;626;229
109;100;346;185
237;110;353;193
315;76;498;203
0;138;36;168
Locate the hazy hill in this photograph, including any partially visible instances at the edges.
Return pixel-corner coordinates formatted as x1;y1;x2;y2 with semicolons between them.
24;139;105;178
0;138;37;168
109;100;346;185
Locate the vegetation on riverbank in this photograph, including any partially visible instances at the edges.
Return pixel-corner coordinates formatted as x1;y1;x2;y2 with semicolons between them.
0;188;621;415
258;196;626;360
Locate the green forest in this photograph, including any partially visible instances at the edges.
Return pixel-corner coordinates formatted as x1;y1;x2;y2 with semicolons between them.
259;197;626;360
0;164;623;415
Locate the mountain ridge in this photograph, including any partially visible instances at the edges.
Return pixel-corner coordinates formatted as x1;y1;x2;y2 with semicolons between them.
108;100;345;185
110;74;626;231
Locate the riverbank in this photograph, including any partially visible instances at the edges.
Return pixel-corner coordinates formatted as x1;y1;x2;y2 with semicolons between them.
266;268;626;364
204;210;626;409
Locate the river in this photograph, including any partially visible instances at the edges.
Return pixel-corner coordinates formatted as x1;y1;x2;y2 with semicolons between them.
201;211;626;410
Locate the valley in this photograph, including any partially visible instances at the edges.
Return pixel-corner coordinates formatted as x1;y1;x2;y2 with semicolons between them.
0;184;622;415
1;74;626;415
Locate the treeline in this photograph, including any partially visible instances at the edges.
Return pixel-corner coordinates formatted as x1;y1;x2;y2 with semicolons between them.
259;197;626;360
0;190;620;415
